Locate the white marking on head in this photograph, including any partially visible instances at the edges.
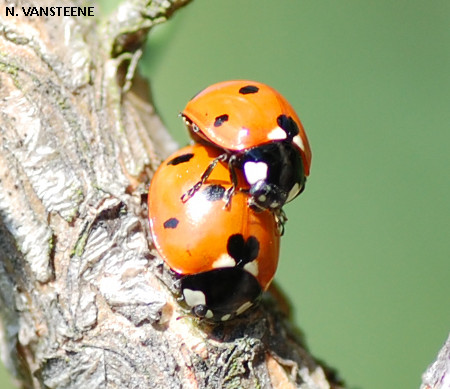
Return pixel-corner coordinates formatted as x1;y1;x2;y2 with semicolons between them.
236;301;253;316
286;182;301;203
221;314;231;321
270;201;280;208
292;135;305;151
268;126;287;140
183;289;206;307
212;253;236;268
205;310;214;319
258;194;267;203
244;161;268;185
243;260;259;277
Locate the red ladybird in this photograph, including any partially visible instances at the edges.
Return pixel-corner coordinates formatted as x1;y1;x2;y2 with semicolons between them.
148;144;281;321
181;80;312;211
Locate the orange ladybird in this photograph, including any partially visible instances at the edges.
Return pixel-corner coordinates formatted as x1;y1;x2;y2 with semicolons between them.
148;144;280;321
181;80;312;212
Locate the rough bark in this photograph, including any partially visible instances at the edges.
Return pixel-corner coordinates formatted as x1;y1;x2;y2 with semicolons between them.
0;1;344;388
420;335;450;389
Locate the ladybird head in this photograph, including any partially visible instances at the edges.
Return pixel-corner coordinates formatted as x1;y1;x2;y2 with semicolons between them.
180;267;262;322
239;142;306;211
247;181;287;211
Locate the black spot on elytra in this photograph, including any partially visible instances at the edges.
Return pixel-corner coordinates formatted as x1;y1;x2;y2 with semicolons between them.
163;218;179;229
203;184;225;201
277;115;299;139
167;153;194;166
239;85;259;94
227;234;260;265
214;114;229;127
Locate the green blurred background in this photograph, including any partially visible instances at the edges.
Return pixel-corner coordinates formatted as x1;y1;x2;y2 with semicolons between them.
1;1;449;388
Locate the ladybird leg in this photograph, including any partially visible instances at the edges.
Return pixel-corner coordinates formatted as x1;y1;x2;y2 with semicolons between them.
223;156;239;208
181;153;228;202
275;208;288;236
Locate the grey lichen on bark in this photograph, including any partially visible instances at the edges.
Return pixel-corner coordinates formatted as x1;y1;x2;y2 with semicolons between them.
0;0;344;388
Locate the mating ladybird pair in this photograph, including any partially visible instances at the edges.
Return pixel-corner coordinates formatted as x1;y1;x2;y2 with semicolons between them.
148;80;311;321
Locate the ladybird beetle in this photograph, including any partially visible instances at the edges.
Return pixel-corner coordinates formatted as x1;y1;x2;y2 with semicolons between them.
148;144;281;321
181;80;312;211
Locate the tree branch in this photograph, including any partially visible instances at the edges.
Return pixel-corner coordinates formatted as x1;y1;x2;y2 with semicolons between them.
0;1;343;387
420;335;450;389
